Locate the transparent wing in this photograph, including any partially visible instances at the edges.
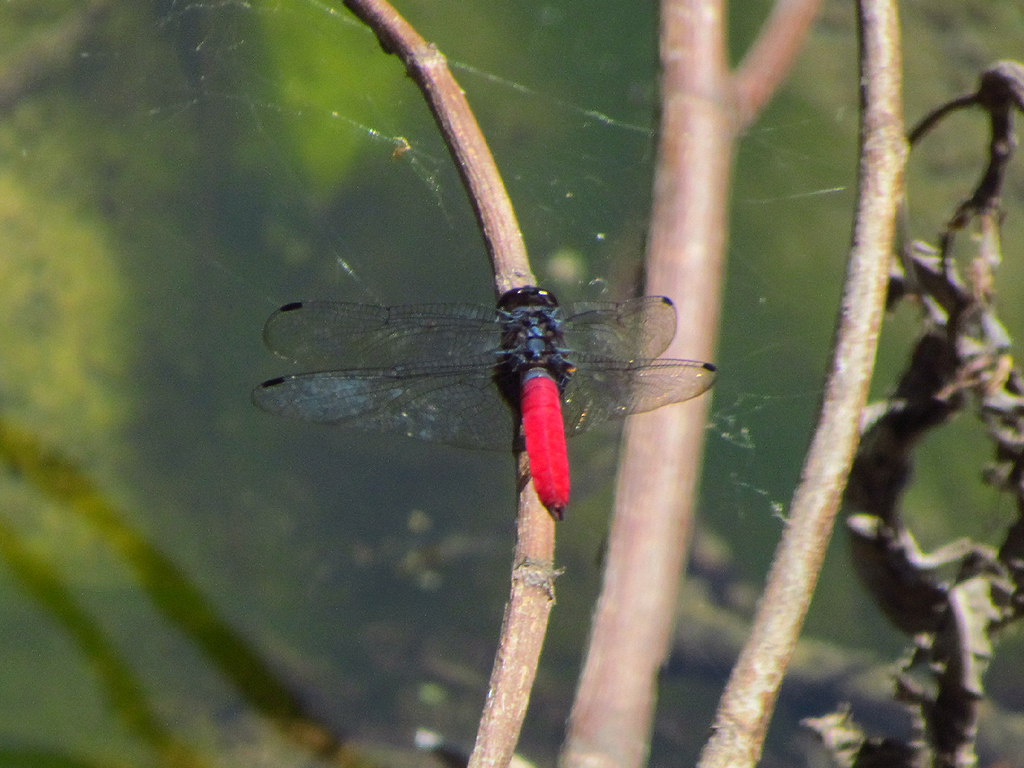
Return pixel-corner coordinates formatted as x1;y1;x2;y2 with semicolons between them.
255;294;710;447
262;301;502;369
562;356;716;436
560;296;678;361
252;356;515;450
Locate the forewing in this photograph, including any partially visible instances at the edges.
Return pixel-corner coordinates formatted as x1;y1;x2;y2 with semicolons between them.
560;296;678;361
262;301;501;368
253;357;515;450
561;356;716;436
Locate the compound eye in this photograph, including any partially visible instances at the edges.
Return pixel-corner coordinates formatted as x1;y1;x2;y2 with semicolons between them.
498;286;560;310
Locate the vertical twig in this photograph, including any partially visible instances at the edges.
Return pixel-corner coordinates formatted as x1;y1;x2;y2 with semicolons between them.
470;455;557;768
733;0;823;128
561;0;820;765
340;2;556;764
696;0;906;765
561;1;730;765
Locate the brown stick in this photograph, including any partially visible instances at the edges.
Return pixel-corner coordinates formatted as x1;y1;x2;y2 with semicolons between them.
733;0;823;129
561;1;729;766
470;456;556;768
341;3;555;765
696;0;906;765
562;0;819;764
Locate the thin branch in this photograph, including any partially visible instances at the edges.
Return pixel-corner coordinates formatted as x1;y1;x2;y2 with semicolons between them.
470;455;557;768
733;0;823;129
696;0;906;765
907;94;979;147
341;3;556;765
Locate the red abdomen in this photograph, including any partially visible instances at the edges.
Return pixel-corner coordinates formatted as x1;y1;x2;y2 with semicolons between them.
520;370;570;519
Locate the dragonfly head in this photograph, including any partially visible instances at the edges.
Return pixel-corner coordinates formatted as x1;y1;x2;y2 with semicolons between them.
498;285;560;311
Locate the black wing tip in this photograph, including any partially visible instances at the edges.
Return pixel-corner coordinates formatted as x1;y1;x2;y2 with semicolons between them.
702;362;717;373
259;376;287;388
278;301;305;313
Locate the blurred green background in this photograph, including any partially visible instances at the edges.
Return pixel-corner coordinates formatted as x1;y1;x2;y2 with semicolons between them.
0;0;1022;766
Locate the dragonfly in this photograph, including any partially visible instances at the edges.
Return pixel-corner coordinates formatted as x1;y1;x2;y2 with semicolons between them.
253;286;716;519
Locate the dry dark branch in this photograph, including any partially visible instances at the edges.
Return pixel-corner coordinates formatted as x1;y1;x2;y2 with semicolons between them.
671;539;1024;763
831;253;1019;768
908;62;1024;274
812;59;1024;768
